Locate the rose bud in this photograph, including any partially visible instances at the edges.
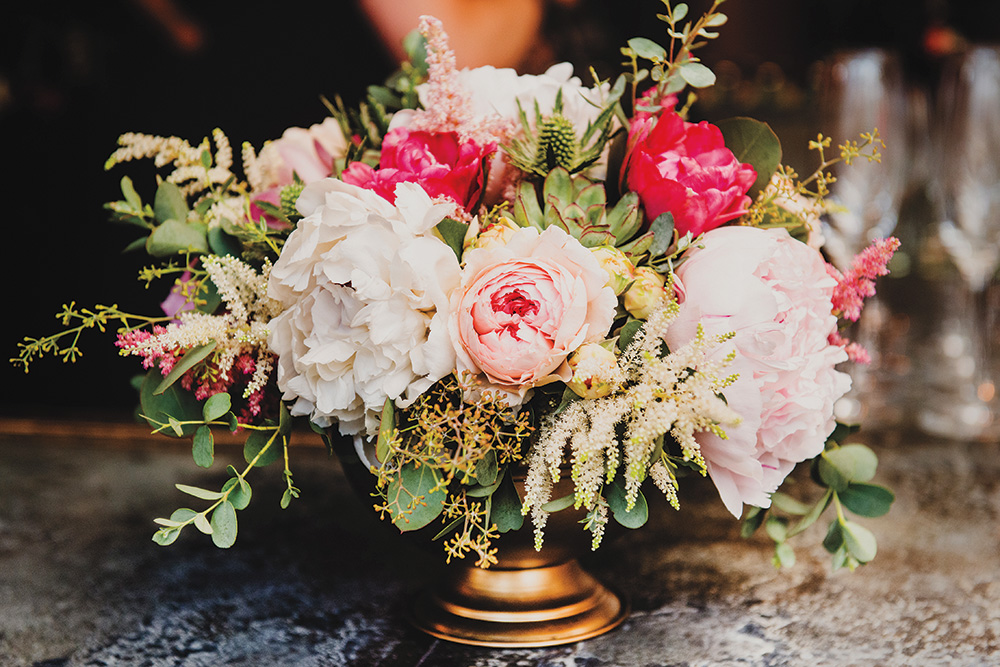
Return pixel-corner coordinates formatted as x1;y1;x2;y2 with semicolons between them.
590;246;636;295
624;267;671;319
566;343;623;399
468;216;521;251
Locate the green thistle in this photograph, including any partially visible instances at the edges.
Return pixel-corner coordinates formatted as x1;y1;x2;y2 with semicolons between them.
535;114;578;172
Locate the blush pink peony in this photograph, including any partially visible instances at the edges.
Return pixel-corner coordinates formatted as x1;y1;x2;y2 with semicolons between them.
663;226;850;518
449;226;616;404
341;127;494;213
626;111;757;238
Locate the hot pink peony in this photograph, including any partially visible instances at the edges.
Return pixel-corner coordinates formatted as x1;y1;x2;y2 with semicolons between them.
341;127;494;213
625;111;757;237
449;226;616;404
663;226;851;518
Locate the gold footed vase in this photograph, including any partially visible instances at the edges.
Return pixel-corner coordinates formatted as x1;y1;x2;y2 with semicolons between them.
407;473;628;647
342;439;628;647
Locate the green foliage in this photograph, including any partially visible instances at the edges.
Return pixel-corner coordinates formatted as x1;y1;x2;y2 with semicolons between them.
620;1;729;109
716;117;782;198
154;342;218;395
435;218;470;262
140;368;202;437
746;427;893;571
490;473;524;533
509;170;655;259
385;462;447;532
606;477;649;529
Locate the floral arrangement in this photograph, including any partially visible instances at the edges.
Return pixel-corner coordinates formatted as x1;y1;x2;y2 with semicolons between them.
13;1;898;571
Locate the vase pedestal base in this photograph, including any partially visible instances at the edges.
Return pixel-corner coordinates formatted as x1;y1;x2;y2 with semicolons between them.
408;558;628;648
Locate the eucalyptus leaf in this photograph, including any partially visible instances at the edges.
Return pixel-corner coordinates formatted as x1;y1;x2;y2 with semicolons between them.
208;227;242;257
222;476;252;510
839;483;894;518
146;219;210;257
120;175;142;210
244;429;281;468
194;512;213;535
740;506;766;538
774;541;796;568
192;425;214;468
819;444;878;491
387;462;446;532
678;61;716;88
605;478;648;529
788;488;833;537
153;181;189;224
169;508;198;523
770;491;811;516
152;529;181;546
175;483;224;501
716;117;782;197
842;520;877;563
121;236;149;254
540;493;575;513
617;319;644;352
491;473;524;533
764;516;788;542
140;369;202;437
473;449;498;487
210;501;238;548
202;392;232;422
627;37;667;61
822;519;844;553
154;341;217;395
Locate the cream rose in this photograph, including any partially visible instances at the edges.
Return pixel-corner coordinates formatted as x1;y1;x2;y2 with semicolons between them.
449;226;616;404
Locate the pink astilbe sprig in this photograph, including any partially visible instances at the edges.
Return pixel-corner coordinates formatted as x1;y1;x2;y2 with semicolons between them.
826;237;900;363
409;16;512;145
828;237;901;322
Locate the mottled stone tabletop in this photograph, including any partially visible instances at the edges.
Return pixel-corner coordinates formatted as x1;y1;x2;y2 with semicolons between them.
1;422;998;667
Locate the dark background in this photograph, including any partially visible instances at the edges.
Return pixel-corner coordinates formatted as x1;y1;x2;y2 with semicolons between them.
2;0;998;420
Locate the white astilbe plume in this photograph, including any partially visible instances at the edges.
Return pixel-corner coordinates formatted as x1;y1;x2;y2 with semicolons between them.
105;128;245;198
522;301;742;551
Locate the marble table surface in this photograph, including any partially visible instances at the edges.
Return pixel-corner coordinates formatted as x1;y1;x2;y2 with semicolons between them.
1;421;997;666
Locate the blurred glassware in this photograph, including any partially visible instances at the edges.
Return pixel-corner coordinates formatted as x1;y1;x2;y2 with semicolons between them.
917;45;1000;441
817;49;910;429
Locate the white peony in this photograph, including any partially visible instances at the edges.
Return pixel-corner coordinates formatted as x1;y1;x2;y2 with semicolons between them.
267;179;461;436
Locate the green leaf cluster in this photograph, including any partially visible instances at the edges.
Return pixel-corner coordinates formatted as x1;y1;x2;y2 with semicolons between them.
509;169;663;260
147;377;298;550
742;424;894;571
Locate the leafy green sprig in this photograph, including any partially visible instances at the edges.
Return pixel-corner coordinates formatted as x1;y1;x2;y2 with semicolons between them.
742;423;895;570
148;391;297;548
621;0;729;111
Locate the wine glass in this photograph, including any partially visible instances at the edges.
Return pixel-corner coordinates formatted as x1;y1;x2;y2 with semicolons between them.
816;49;910;428
918;46;1000;441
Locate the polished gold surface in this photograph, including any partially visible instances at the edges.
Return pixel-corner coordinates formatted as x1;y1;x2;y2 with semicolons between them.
409;559;628;648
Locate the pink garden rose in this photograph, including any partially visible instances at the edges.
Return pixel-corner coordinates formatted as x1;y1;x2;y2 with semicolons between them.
663;226;851;518
449;226;617;403
626;110;757;237
342;127;495;213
